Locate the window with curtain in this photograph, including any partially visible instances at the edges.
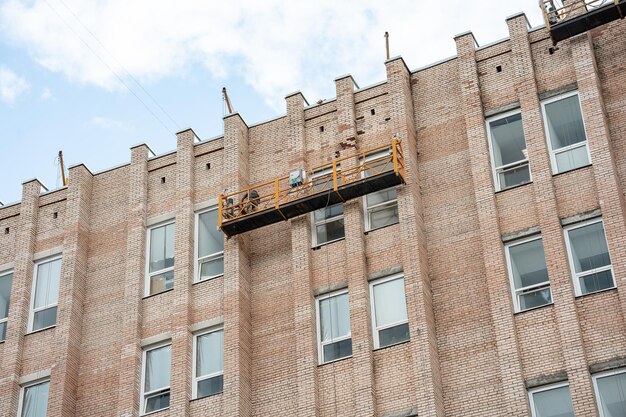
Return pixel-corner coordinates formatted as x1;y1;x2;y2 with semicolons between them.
193;328;224;399
565;219;614;296
505;236;552;312
310;166;344;247
529;383;575;417
594;369;626;417
542;92;590;174
142;343;171;414
370;274;410;348
196;208;224;282
316;290;352;364
19;380;49;417
0;270;13;341
146;222;175;296
30;257;61;332
487;111;531;191
362;149;399;231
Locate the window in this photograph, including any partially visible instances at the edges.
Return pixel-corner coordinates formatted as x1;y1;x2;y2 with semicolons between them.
146;221;175;296
564;219;614;296
487;110;531;191
362;149;398;231
141;342;171;415
528;382;575;417
310;167;344;246
196;208;224;282
542;91;590;174
505;236;552;312
193;327;224;399
316;290;352;364
593;368;626;417
29;257;61;332
370;274;410;349
0;270;13;341
18;379;50;417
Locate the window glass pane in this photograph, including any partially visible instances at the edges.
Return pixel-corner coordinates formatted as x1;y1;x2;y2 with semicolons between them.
366;188;396;207
370;205;399;230
545;95;586;150
313;203;344;222
555;144;589;173
364;152;393;177
149;223;175;272
315;218;345;245
519;287;552;311
33;306;57;331
21;381;49;417
489;113;526;167
532;385;575;417
498;164;530;190
568;222;611;273
379;323;410;348
580;270;614;294
0;272;13;319
149;270;174;295
197;375;224;398
312;168;341;190
323;338;352;362
145;392;170;414
509;239;550;289
597;372;626;417
196;330;224;378
34;259;61;309
0;322;6;341
320;293;350;342
198;210;223;258
373;278;408;327
145;345;171;392
200;257;224;280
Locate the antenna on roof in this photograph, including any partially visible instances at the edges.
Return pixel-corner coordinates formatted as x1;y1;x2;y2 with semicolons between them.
222;87;233;115
58;150;68;187
384;31;390;60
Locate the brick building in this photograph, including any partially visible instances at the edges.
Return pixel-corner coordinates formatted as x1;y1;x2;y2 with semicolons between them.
1;9;626;417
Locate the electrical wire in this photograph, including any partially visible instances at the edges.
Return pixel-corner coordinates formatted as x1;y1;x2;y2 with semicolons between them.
42;0;176;136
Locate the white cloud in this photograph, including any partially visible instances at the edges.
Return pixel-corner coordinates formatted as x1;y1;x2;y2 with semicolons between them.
91;116;133;131
0;66;29;104
41;87;52;100
0;0;544;111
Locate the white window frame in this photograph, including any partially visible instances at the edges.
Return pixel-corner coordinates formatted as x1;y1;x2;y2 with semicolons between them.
28;255;62;333
144;220;175;297
563;218;614;297
192;326;224;399
361;148;398;231
485;109;532;191
541;90;591;174
17;378;50;417
194;207;224;283
315;288;352;365
593;367;626;417
369;273;409;349
528;381;573;417
0;269;13;341
504;235;552;313
140;341;171;416
310;166;344;247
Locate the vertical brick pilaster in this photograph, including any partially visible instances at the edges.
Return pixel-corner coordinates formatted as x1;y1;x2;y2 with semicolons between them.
116;144;151;417
507;16;597;416
0;179;42;417
287;92;321;416
455;33;528;416
222;113;252;417
571;32;626;324
335;75;358;150
169;129;196;415
49;165;93;417
385;56;444;416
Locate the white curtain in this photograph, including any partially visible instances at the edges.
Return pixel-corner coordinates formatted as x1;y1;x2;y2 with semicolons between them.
533;385;574;417
597;373;626;417
21;381;49;417
373;278;407;327
149;224;175;272
198;211;223;258
545;95;586;150
569;222;610;273
196;330;224;377
145;345;171;392
320;293;350;342
34;259;61;309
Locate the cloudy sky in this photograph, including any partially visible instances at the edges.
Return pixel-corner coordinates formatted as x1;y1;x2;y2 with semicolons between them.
0;0;544;204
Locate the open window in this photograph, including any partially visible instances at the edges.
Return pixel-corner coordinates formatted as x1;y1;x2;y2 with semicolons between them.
362;149;399;231
316;289;352;364
145;221;175;296
505;236;552;312
196;208;224;282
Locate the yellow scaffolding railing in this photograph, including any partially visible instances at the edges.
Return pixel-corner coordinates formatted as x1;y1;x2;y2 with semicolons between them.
218;139;405;230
